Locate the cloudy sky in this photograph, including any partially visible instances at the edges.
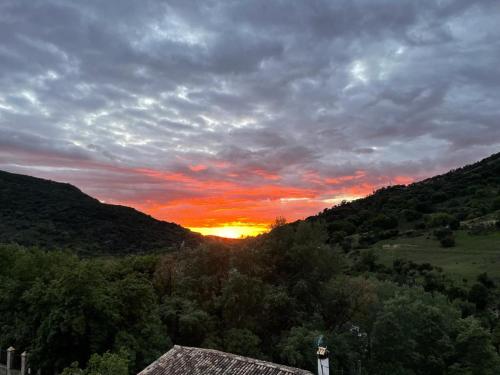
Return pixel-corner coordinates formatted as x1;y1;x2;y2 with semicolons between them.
1;0;499;236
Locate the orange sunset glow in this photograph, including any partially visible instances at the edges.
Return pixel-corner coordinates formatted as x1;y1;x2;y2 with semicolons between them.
0;147;420;238
189;224;268;238
107;167;401;238
3;0;495;240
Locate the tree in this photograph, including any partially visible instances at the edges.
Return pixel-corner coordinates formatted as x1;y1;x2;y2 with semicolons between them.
327;220;356;235
372;289;458;374
283;221;342;288
402;209;421;222
371;214;398;230
492;197;500;211
160;297;211;346
278;326;323;372
477;273;496;289
492;323;500;355
426;213;458;228
220;271;265;330
223;329;262;358
468;283;489;310
434;227;456;247
271;216;287;229
440;234;456;248
0;249;169;373
356;249;378;272
261;286;295;333
61;352;128;375
320;277;377;331
450;317;500;374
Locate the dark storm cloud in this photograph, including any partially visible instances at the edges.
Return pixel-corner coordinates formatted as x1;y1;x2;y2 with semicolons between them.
1;0;500;225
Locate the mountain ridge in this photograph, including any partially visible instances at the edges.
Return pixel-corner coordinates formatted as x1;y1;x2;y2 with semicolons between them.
0;169;202;255
2;151;499;254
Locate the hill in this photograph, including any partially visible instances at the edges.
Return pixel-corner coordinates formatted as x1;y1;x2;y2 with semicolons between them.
306;151;500;278
311;152;500;240
0;170;202;255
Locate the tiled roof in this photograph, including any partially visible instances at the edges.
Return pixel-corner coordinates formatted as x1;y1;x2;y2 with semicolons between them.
138;345;313;375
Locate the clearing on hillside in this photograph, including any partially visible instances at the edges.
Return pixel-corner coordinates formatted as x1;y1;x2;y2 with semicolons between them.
374;230;500;281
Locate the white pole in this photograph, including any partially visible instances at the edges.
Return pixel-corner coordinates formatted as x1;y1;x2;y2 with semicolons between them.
7;347;15;375
316;347;329;375
21;352;28;375
317;357;329;375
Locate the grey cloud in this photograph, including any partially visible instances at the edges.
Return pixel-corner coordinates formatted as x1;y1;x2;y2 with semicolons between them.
0;0;499;213
354;148;376;154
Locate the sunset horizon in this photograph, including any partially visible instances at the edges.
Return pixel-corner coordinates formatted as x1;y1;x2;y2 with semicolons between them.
4;162;412;238
1;0;499;238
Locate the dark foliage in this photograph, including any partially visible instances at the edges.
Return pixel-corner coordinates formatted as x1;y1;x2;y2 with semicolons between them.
0;170;202;255
311;152;500;245
1;224;499;375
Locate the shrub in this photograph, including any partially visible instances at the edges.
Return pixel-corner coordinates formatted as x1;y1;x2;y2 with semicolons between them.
440;235;455;248
434;227;452;240
379;229;399;239
426;212;458;228
356;249;378;272
327;220;356;235
492;197;500;210
340;237;352;252
61;352;128;375
432;192;448;203
402;209;421;222
359;232;378;247
468;283;489;310
371;214;398;230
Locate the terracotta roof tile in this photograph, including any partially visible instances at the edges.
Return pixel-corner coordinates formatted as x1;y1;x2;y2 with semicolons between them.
138;346;313;375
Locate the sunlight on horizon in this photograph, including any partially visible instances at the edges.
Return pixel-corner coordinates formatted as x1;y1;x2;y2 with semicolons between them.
189;224;269;238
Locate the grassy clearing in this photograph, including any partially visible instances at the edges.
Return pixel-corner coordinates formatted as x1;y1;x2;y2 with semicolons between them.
374;230;500;281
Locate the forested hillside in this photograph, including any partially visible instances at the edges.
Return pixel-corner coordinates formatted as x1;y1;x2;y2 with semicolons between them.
0;170;201;255
308;152;500;262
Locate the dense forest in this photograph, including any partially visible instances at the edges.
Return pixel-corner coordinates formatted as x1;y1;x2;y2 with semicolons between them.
1;221;499;374
1;153;500;374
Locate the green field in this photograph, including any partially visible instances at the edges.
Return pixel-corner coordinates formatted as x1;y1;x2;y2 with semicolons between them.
374;230;500;281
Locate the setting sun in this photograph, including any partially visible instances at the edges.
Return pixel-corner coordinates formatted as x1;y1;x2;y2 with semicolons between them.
189;223;269;238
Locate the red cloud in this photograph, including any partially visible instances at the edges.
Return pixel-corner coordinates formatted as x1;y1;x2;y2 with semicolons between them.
0;147;416;235
189;164;208;172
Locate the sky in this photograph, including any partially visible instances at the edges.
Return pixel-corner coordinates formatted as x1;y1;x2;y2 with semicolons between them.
1;0;500;238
